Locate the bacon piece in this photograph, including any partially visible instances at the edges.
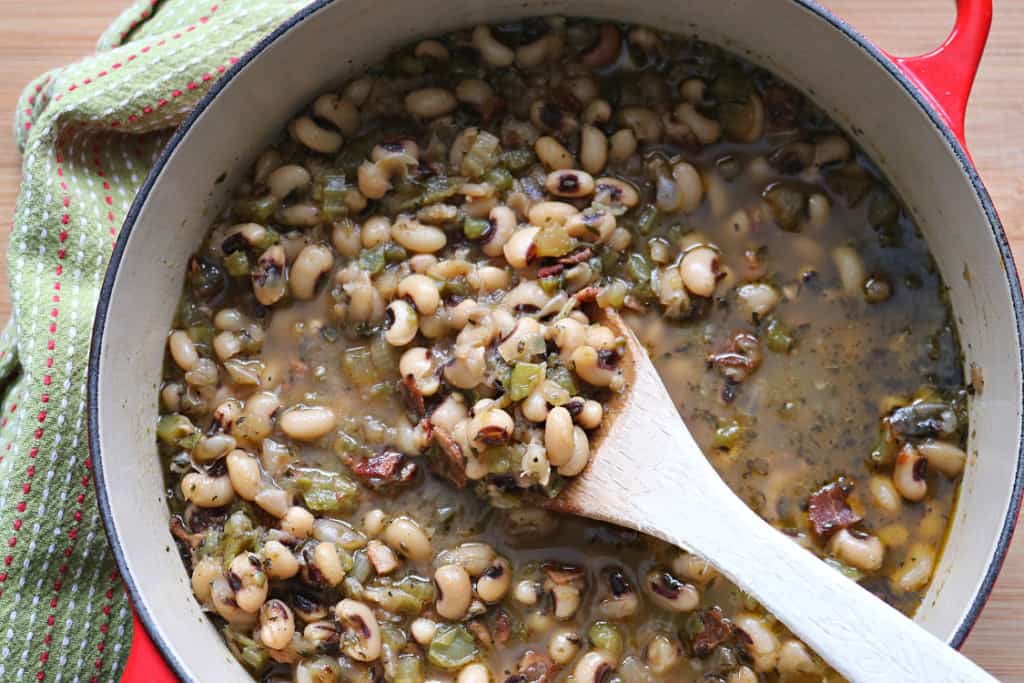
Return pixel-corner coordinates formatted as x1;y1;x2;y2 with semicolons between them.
493;608;512;645
692;607;733;657
431;426;468;488
537;263;565;278
516;651;557;683
350;451;416;488
558;247;593;266
544;564;585;585
399;374;425;416
807;481;862;537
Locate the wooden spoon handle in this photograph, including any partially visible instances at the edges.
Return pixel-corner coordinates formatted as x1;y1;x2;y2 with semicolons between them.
651;485;998;682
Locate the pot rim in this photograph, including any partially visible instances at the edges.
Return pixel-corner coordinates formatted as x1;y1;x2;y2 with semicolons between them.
86;0;1024;677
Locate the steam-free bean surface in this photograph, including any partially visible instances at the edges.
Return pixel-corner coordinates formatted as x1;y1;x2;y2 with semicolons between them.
0;1;1021;679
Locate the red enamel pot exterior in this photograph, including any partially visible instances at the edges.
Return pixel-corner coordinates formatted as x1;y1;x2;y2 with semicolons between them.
98;0;1014;680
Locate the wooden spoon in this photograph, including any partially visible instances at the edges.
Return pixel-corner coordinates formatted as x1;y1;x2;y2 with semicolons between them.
550;310;997;683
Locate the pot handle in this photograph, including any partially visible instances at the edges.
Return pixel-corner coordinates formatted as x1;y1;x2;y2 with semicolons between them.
883;0;992;149
122;607;178;682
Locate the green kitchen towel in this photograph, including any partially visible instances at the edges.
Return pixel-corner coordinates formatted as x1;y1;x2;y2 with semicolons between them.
3;1;308;678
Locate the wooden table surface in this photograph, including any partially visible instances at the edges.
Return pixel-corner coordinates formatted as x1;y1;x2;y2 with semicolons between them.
0;0;1021;678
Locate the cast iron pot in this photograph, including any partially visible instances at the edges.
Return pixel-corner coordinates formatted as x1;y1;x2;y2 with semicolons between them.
87;0;1023;680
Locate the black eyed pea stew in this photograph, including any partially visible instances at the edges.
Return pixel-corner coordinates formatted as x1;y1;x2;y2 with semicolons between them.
158;17;970;683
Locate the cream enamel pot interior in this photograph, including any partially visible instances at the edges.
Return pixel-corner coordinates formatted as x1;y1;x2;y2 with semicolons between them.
87;0;1024;680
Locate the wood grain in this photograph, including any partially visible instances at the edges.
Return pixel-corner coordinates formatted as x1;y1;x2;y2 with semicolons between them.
0;0;1019;677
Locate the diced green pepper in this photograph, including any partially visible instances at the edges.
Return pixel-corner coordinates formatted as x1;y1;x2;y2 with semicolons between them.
713;419;744;449
463;217;491;240
427;625;479;670
596;279;628;308
341;345;377;386
535;225;575;258
636;204;658;235
764;316;796;353
484;167;514;192
234;195;279;223
293;468;359;513
223;250;250;277
223;628;268;673
587;621;624;659
358;245;386;275
546;363;578;396
626;252;652;283
508;362;544;402
500;149;535;173
394;654;425;683
156;414;197;448
539;273;565;295
461;130;501;178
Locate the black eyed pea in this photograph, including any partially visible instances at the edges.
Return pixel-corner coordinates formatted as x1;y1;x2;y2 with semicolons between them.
551;583;582;619
435;541;497;576
289;115;343;154
728;666;759;683
362;508;387;538
382;515;432;562
181;471;235;508
312;93;360;136
869;475;903;515
228;552;269;613
828;529;884;571
892;543;935;592
281;505;315;539
397;273;441;316
410;617;437;645
252;149;282;185
469;404;514;451
513;579;539;606
404;87;458;119
210;578;258;627
234;391;280;444
360;215;392;248
608;226;632;252
456;79;494;113
280;405;337;442
290;244;334;300
445;346;487;389
266;163;311;200
456;663;491;683
534;136;575;171
521;384;549;423
469;265;510;293
252;245;288;306
917;439;967;477
593;177;640;212
808;193;831;227
475;557;511;603
675;102;721;145
530;100;578;137
472;25;515;67
332;220;361;258
496;317;543;362
671;161;704;213
893;444;928;501
168;330;199;371
517;34;564;68
617;107;662;143
580;125;608;175
733;613;779;672
254;487;290;518
212;331;241;361
482;205;516;257
392;216;447;254
583;99;612;125
645;633;681;674
335;598;382;662
608;128;638;163
571;345;622;390
679;77;706;102
573;651;616;683
400;347;440;396
160;382;183;412
191;433;236;463
548;629;582;665
528;201;579;230
597;576;639;620
544;406;575;467
184;358;218;387
813;134;852;166
557;426;590;477
262;539;300;580
190;556;222;605
584;324;616;351
430;395;469;434
294;656;342;683
311;541;347;587
778;639;821;675
434;564;473;620
502;226;539;269
258;599;295;650
679;246;720;298
576;399;603;430
226;449;261;500
644;569;699;612
671;552;717;585
545;169;595;199
342;76;374;106
357;161;391;200
384;300;419;347
551;317;587;355
832;245;867;296
736;283;780;321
